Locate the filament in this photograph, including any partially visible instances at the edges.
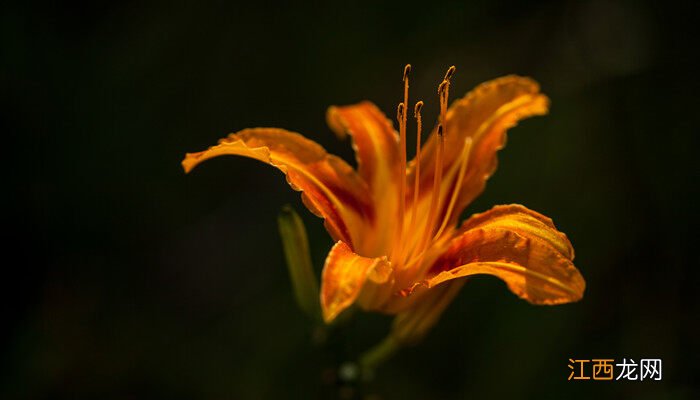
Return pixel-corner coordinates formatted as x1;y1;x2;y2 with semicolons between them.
407;101;424;238
433;137;472;240
409;66;455;262
417;124;444;254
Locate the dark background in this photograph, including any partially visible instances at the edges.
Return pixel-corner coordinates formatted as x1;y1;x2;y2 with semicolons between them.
3;0;697;399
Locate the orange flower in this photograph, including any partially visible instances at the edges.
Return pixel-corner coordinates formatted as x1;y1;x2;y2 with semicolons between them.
182;66;585;330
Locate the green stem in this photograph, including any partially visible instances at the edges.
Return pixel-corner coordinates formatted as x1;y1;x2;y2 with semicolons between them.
358;335;401;374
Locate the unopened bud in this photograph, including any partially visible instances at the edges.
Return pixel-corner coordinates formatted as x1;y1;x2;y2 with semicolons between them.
278;205;321;321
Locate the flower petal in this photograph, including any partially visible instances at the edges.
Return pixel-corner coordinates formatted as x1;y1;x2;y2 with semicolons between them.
326;101;400;189
415;204;584;305
327;101;401;256
407;76;549;227
182;128;373;246
320;241;394;323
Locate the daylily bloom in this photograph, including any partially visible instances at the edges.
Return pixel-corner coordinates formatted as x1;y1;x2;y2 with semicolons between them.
182;66;585;334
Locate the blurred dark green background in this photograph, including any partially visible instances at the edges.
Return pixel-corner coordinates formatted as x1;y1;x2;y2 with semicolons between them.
3;0;697;399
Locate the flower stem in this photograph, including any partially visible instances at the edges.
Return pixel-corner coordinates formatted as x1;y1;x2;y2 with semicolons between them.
358;335;401;375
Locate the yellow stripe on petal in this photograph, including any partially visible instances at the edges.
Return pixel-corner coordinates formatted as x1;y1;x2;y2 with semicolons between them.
320;241;393;323
413;204;584;305
182;128;373;246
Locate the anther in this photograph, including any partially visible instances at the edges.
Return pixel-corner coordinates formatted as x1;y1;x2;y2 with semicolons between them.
397;102;405;121
443;66;456;81
414;101;424;116
403;64;412;81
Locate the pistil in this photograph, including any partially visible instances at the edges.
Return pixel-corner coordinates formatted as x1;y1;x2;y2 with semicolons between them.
392;65;411;264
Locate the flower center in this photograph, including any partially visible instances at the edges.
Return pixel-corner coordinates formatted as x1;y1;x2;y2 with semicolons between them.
391;65;473;278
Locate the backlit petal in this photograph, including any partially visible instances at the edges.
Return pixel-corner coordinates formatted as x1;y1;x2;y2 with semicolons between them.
414;204;584;305
407;76;549;228
320;241;394;323
182;128;372;246
327;102;401;256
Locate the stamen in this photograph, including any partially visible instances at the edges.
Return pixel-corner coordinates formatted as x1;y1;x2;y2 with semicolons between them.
438;83;448;123
407;101;424;239
404;126;451;280
433;137;473;239
438;66;455;125
412;67;455;259
404;66;458;269
392;64;410;264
